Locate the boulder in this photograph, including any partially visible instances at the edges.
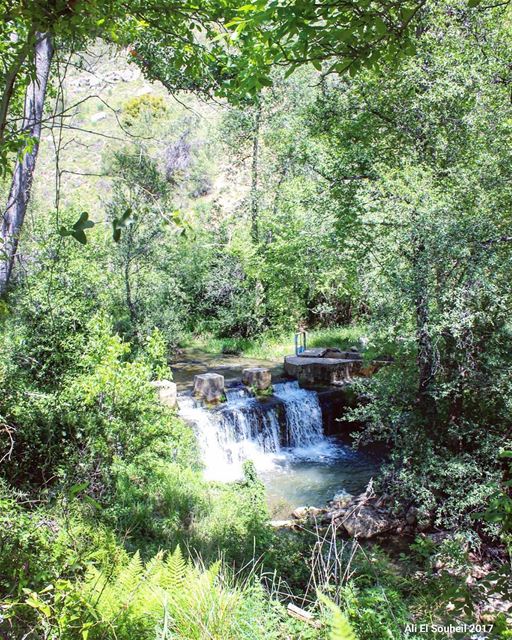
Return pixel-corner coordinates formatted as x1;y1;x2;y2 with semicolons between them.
324;348;363;361
242;367;272;390
151;380;177;408
341;505;396;539
193;373;225;403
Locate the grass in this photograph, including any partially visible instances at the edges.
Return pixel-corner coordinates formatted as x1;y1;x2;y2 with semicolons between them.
181;324;379;361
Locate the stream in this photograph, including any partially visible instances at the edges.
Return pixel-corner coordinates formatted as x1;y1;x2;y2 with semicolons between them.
174;350;378;518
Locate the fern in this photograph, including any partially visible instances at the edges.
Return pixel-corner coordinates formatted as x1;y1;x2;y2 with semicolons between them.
80;548;283;640
163;546;187;591
318;593;358;640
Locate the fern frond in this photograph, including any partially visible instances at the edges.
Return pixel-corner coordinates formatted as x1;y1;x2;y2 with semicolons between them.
318;593;358;640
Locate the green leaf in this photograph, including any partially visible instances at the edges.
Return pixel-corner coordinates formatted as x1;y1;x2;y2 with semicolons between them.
58;212;95;244
374;18;387;35
73;229;87;245
73;211;95;231
83;495;102;510
318;593;356;640
68;482;89;497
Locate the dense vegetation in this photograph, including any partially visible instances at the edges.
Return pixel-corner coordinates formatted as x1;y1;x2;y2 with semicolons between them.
1;0;512;638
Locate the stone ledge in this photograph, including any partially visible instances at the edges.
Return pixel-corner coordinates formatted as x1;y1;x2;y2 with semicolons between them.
284;355;361;385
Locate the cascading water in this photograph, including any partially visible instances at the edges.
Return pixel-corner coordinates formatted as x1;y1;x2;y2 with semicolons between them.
272;380;323;447
178;380;334;481
178;379;378;514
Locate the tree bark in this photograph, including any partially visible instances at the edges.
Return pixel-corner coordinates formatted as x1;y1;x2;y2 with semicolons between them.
0;30;37;151
0;32;53;297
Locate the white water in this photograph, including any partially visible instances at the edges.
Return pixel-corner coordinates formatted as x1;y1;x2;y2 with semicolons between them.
177;381;337;482
272;381;323;447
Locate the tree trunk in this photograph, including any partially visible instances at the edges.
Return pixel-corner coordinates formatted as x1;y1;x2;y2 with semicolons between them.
0;32;53;297
0;30;36;151
250;102;261;243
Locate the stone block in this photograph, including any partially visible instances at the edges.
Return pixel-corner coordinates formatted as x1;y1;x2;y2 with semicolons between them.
193;373;225;403
151;380;177;408
242;367;271;390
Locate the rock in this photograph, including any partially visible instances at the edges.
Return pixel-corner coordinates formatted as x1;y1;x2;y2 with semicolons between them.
242;367;272;391
193;373;225;403
324;349;363;361
426;531;452;545
330;508;348;522
151;380;177;408
331;493;353;508
270;519;296;529
342;505;396;539
374;494;391;508
292;506;326;520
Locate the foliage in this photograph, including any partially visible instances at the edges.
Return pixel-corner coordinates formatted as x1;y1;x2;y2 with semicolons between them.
2;1;512;637
3;547;292;640
122;93;168;127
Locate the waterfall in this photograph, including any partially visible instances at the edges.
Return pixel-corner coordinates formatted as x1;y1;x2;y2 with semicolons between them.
177;380;327;481
273;381;323;447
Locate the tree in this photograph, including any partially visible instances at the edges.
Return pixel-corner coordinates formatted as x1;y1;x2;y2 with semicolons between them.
0;0;228;296
0;32;53;297
305;1;512;524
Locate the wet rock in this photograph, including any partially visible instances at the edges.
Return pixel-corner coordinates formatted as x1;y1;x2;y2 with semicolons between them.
193;373;224;403
151;380;177;408
242;367;271;391
342;504;397;539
